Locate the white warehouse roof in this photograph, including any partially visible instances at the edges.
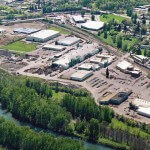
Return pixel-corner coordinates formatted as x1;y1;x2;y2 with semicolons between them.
72;15;85;23
14;28;40;34
26;30;60;42
43;44;65;51
133;98;150;108
53;43;99;69
81;21;104;31
57;37;81;46
116;60;132;71
137;107;150;118
71;70;93;81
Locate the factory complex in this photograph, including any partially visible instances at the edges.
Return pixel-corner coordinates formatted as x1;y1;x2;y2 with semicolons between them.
0;19;149;124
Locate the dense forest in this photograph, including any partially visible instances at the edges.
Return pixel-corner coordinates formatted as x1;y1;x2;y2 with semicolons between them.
0;117;86;150
0;70;150;149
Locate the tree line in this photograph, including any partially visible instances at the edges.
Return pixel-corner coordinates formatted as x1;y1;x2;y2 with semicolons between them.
0;117;86;150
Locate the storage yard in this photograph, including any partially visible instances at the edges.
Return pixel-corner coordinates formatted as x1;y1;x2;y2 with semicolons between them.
0;19;149;124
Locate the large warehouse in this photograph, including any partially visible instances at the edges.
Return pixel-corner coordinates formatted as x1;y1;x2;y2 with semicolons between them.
71;70;93;81
26;30;60;42
53;43;99;69
137;107;150;118
81;21;104;31
57;37;81;46
14;28;40;34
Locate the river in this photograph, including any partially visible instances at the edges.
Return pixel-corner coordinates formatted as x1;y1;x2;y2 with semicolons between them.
0;106;112;150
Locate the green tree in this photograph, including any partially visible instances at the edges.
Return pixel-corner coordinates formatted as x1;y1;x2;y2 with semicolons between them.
123;43;128;51
117;36;122;48
89;118;99;141
104;31;107;39
141;25;147;35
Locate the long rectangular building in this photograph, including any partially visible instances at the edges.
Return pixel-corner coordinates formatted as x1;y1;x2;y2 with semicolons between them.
53;43;99;69
26;30;60;42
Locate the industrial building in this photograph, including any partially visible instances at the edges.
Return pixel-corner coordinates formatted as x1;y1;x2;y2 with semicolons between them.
99;90;131;105
131;54;149;64
78;63;100;71
43;44;65;51
26;30;60;42
116;60;141;77
132;98;150;118
81;21;104;31
90;53;114;67
13;28;40;34
72;15;86;23
109;92;129;105
116;60;133;73
137;107;150;118
132;98;150;108
53;43;99;69
57;36;81;46
71;70;93;81
99;92;117;105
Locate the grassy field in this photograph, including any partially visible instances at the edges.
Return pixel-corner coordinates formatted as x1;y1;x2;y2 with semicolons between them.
100;14;129;24
49;26;71;34
1;41;37;53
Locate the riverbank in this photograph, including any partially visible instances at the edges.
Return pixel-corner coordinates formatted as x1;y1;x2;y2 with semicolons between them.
0;106;112;150
0;106;132;150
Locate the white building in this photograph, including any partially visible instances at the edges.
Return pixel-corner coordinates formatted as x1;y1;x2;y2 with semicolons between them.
116;60;133;73
78;63;100;71
43;44;65;51
72;15;86;23
57;37;81;46
137;107;150;118
133;98;150;108
71;70;93;81
26;30;60;42
81;21;104;31
53;43;99;69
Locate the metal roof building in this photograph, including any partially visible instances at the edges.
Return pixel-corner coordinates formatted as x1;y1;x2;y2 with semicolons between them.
137;107;150;118
133;98;150;108
43;44;65;51
116;60;133;73
57;37;81;46
14;28;40;34
26;30;60;42
71;70;93;81
53;43;99;69
81;21;104;31
78;63;100;71
72;15;86;23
